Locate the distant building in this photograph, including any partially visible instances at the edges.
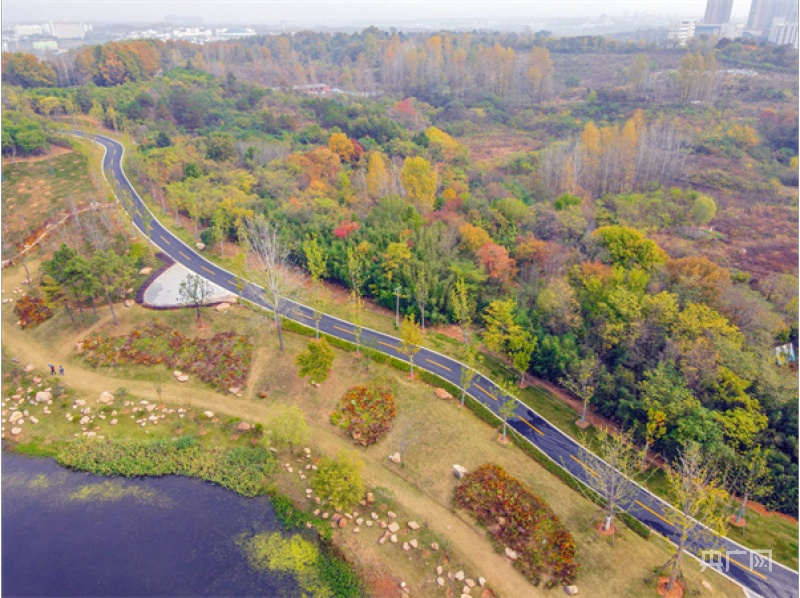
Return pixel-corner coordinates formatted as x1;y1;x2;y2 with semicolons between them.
775;343;796;365
215;27;257;40
696;22;744;40
14;24;44;37
703;0;734;24
748;0;797;33
668;19;696;47
291;83;331;95
49;21;87;40
768;17;799;48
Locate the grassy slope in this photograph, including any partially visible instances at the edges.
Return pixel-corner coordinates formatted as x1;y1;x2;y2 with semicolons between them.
1;259;749;597
38;126;800;572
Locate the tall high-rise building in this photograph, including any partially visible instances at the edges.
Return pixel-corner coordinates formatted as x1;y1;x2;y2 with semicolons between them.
748;0;797;31
703;0;734;24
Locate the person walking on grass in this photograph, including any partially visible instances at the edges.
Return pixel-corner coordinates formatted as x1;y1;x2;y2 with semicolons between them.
49;364;55;375
59;365;64;376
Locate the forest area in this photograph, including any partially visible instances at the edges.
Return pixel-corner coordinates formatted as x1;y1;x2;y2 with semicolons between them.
1;28;798;518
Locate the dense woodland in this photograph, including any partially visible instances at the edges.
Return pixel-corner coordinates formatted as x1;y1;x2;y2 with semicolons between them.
2;30;798;514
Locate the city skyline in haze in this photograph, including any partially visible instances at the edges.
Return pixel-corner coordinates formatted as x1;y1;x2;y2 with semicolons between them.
3;0;756;26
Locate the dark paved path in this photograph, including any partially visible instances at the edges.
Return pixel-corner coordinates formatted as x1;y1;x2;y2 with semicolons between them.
77;131;797;598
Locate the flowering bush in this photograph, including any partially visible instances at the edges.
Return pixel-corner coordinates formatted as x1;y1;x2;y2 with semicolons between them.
330;385;396;446
454;464;578;587
14;295;53;329
81;320;252;392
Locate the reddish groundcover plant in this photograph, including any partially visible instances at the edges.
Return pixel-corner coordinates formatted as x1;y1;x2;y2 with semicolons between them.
80;320;252;392
454;464;578;588
14;295;53;329
331;385;396;446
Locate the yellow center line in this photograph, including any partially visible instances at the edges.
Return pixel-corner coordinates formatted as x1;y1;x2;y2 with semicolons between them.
332;324;352;333
570;453;597;474
518;417;544;436
478;385;497;401
727;556;768;581
635;500;672;526
160;235;171;245
201;266;214;276
424;358;452;372
377;340;397;350
293;311;312;320
178;250;189;260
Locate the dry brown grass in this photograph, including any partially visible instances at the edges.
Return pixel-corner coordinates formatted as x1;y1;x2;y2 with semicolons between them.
1;260;746;598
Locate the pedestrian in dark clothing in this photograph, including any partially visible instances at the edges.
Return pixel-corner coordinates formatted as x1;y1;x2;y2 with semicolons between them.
59;365;64;376
49;364;55;375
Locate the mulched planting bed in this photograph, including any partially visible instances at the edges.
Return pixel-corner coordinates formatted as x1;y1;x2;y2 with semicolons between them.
79;319;252;392
454;463;578;588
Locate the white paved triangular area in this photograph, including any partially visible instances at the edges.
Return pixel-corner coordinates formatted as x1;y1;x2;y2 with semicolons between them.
143;263;235;307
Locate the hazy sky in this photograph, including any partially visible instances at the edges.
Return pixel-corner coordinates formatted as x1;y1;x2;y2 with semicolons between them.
2;0;753;26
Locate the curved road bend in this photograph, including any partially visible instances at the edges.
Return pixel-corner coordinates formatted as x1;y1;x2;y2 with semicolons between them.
76;131;798;598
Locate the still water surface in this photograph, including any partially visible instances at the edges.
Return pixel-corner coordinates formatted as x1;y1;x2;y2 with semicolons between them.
2;453;300;597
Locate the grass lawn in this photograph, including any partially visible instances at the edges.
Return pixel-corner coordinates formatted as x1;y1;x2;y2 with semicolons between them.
1;260;751;598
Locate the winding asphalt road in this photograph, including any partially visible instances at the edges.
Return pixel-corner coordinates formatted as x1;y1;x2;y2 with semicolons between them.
76;131;798;598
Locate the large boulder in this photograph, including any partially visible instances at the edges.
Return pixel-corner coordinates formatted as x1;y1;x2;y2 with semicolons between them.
97;391;115;405
389;452;402;464
9;411;23;423
216;303;230;312
435;387;453;400
35;391;52;403
453;464;468;480
564;586;579;596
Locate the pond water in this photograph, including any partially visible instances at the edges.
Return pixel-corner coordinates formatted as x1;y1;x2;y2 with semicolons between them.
2;452;300;597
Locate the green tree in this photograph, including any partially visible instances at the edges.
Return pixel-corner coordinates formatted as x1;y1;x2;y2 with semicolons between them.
296;338;336;384
312;450;365;510
269;406;310;455
508;328;537;386
40;274;76;330
303;234;327;340
92;249;134;326
450;275;474;348
593;225;666;270
690;194;717;227
482;298;517;354
561;353;599;428
732;446;771;525
399;313;423;377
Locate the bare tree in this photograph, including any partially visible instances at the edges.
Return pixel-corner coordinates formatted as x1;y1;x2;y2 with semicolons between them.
646;442;729;594
243;216;299;351
178;272;213;326
577;428;646;544
561;353;599;428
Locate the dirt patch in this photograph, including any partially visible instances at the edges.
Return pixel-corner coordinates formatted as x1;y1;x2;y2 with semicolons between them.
461;133;540;163
2;146;73;165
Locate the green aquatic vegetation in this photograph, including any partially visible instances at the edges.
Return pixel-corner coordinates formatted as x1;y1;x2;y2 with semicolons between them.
69;480;162;504
240;532;332;598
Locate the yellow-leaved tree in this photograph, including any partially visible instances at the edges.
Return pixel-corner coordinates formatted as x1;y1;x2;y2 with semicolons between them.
401;156;436;213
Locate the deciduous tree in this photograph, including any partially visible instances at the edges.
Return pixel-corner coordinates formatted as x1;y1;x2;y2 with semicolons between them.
296;338;335;384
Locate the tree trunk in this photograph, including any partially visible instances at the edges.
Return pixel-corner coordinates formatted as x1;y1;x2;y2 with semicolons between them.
20;257;31;286
274;312;285;351
420;305;425;331
737;493;749;524
580;398;589;426
461;388;466;407
105;292;118;325
64;302;77;330
195;305;203;324
603;513;613;531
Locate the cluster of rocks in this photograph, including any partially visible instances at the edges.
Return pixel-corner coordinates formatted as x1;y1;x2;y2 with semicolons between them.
433;566;488;597
284;447;316;483
173;370;189;383
1;366;55;438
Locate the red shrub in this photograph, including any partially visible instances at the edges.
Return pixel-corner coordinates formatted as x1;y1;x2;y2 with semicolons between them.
454;464;578;587
14;295;53;329
330;385;396;446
